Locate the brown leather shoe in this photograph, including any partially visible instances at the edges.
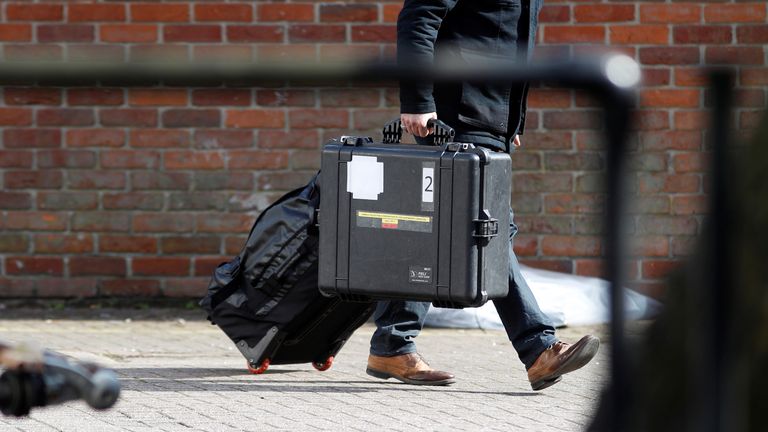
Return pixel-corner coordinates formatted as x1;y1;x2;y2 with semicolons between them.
527;335;600;391
366;353;455;386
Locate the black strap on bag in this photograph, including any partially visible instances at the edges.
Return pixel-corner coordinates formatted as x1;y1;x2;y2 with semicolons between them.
382;118;455;145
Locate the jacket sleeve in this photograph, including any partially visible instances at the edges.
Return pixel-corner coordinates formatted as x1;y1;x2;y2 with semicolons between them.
398;0;460;114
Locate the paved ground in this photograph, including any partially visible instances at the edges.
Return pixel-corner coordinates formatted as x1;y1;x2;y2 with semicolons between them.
0;308;614;432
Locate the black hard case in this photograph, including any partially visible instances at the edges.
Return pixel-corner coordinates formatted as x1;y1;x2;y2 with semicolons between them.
318;135;511;308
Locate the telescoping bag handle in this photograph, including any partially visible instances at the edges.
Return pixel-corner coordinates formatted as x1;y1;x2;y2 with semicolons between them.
382;118;455;145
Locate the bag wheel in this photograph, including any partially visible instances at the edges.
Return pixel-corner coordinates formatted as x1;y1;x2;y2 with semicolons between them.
312;356;334;371
247;358;270;375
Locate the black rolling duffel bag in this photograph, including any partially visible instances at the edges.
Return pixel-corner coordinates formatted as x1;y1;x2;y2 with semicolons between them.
318;120;511;309
200;174;375;374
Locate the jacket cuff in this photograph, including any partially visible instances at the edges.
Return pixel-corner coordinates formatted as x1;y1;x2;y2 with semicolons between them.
400;101;437;114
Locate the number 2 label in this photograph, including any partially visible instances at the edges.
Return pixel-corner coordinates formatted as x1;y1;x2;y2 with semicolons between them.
422;167;434;203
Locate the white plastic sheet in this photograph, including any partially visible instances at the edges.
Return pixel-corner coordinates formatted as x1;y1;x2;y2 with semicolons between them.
424;265;663;329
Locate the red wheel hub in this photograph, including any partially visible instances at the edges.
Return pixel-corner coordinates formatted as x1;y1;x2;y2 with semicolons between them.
247;358;270;374
312;356;334;371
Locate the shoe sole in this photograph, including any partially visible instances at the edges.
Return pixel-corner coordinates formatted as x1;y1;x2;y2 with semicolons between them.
366;367;455;386
530;336;600;391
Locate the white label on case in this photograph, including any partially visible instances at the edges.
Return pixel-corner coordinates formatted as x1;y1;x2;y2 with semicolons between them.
422;167;434;203
346;155;383;200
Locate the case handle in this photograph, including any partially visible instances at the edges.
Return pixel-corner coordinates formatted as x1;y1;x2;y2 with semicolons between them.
382;118;455;145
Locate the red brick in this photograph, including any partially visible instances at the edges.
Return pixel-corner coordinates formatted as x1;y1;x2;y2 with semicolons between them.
351;25;396;43
519;260;573;274
36;278;98;298
163;109;220;128
545;153;602;171
67;88;123;106
130;44;189;62
0;192;32;210
4;129;61;148
37;192;97;210
289;109;348;129
131;172;190;190
641;68;671;86
672;236;698;257
632;110;670;131
3;87;62;105
513;173;573;193
704;4;766;23
101;150;161;169
163;277;208;297
383;4;402;23
99;235;158;253
575;259;604;278
226;110;285;128
638;215;698;235
195;4;253;22
641;260;680;279
69;3;126;22
706;47;764;65
258;4;314;22
225;236;248;254
640;4;701;24
540;5;570;23
258;130;318;149
5;171;63;190
675;111;707;130
66;129;125;148
38;150;96;168
256;89;316;107
542;111;602;130
737;25;768;44
545;194;604;214
68;44;125;62
68;171;125;190
640;130;701;151
192;89;251;106
542;236;601;257
640;89;700;108
227;25;284;42
38;24;93;42
740;68;768;86
0;150;33;168
130;130;190;148
34;234;93;254
672;195;708;215
257;44;317;60
194;257;229;277
7;4;63;21
194;173;254;191
0;108;33;126
103;193;164;210
639;173;700;194
5;212;67;231
352;109;399;130
70;257;126;277
38;109;93;127
133;213;195;233
629;236;670;258
164;25;221;43
195;130;254;149
674;26;732;44
3;44;62;61
100;109;158;127
164;151;225;170
0;234;29;253
673;152;707;173
674;68;707;87
0;24;32;41
289;25;346;43
544;26;605;44
527;89;571;108
6;257;63;276
196;214;252;233
129;89;187;106
131;257;190;276
321;4;377;22
100;24;157;43
575;5;634;23
193;44;253;62
162;237;220;254
227;151;289;170
100;280;161;297
610;25;669;44
639;47;700;65
131;3;189;22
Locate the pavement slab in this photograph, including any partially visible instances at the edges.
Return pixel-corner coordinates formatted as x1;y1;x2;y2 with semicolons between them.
0;309;614;431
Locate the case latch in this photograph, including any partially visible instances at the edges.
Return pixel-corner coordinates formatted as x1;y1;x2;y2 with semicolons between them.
340;136;373;146
473;209;499;239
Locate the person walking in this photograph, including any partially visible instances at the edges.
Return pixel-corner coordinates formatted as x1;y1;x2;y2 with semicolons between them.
365;0;600;391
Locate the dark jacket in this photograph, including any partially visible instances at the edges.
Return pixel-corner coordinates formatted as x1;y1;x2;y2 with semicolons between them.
398;0;542;147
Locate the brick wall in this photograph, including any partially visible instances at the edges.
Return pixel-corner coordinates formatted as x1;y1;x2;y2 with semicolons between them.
0;1;765;300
